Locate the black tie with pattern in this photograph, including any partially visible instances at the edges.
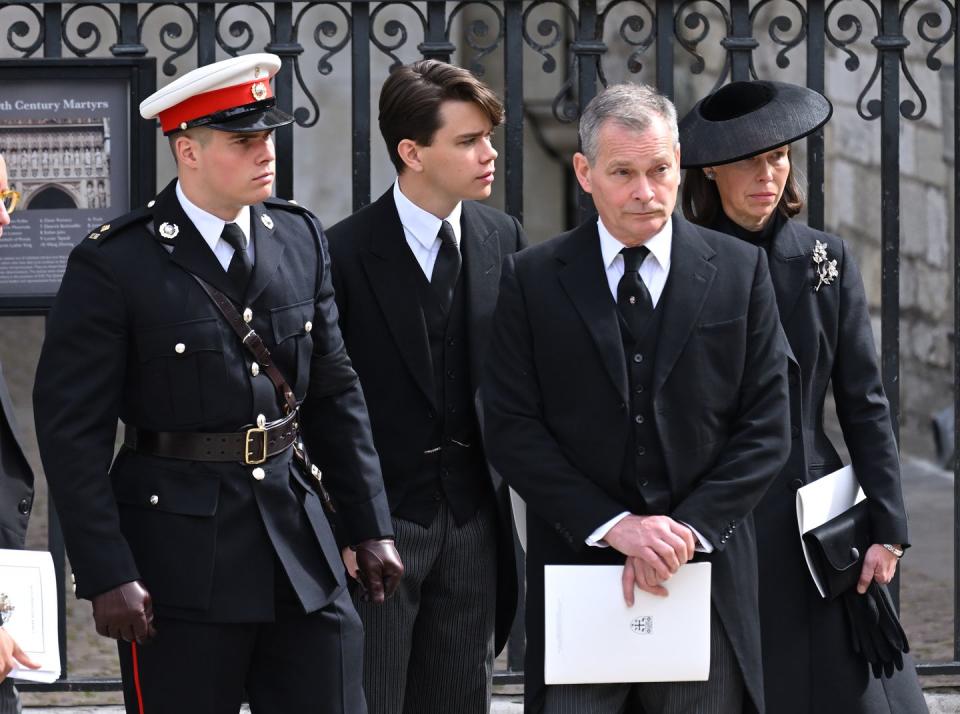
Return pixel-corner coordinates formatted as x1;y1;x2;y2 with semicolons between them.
430;220;461;312
617;245;653;338
221;222;252;295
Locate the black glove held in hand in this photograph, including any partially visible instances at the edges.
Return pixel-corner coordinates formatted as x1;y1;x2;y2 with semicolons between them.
842;582;909;678
352;539;404;604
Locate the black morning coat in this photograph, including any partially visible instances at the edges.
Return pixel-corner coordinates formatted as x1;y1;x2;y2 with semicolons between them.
0;361;33;550
33;179;393;622
325;188;526;654
482;214;792;713
738;216;927;714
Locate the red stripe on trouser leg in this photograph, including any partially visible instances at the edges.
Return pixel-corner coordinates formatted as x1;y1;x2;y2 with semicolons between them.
131;641;146;714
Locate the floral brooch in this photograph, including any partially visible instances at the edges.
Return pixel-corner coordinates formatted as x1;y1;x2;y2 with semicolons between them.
812;240;838;292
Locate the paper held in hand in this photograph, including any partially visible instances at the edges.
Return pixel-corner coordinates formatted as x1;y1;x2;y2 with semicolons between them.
795;465;866;598
0;548;61;683
544;562;711;685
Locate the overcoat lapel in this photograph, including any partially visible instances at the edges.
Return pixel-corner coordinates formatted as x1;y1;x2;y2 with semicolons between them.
155;180;245;304
359;191;436;408
460;203;501;387
557;223;628;403
651;217;717;396
768;219;809;325
245;205;285;306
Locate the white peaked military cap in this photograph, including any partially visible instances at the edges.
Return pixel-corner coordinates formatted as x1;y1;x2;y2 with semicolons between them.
140;53;294;136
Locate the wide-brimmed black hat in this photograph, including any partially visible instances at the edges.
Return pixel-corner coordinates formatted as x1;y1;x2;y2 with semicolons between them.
678;80;832;168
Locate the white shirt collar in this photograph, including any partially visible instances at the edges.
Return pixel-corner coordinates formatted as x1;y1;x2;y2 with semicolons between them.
175;180;251;252
597;215;673;271
393;179;462;249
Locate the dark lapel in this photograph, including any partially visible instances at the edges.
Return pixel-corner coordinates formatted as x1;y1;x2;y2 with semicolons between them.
156;180;244;304
245;204;286;305
651;216;717;396
359;190;436;408
767;218;809;325
556;221;628;403
460;202;501;384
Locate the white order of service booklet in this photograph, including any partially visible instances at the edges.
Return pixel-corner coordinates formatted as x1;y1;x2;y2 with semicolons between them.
544;562;712;684
0;548;61;682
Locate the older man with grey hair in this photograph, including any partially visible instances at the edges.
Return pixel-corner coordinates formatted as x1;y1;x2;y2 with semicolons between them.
482;82;790;713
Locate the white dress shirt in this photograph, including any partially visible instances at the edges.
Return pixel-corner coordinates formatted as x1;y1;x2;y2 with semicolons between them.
586;217;712;553
393;180;462;279
176;181;254;270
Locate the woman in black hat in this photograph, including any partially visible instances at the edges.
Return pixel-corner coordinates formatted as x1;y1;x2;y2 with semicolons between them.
679;81;927;714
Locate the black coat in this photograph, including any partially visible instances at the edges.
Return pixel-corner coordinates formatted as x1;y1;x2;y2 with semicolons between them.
0;361;33;549
740;217;926;714
482;216;791;713
326;188;525;654
33;179;393;622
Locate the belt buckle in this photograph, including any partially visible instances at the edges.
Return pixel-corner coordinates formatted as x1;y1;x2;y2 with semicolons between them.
244;427;268;465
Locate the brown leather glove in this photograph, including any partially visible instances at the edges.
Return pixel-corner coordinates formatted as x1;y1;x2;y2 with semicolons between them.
352;539;404;604
91;580;157;644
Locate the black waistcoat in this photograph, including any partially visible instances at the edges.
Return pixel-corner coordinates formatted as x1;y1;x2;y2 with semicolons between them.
393;260;488;527
619;277;672;515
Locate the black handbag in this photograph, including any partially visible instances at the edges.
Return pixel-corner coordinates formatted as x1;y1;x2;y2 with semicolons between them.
802;499;870;600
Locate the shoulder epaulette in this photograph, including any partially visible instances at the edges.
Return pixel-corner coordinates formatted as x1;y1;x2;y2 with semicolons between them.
86;204;154;245
263;196;311;214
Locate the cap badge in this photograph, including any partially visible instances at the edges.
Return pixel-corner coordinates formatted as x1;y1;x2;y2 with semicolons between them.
260;213;274;230
159;222;180;239
251;82;268;101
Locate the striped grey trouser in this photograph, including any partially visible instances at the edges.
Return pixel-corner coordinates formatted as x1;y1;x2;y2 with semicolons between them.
354;499;498;714
0;680;20;714
544;607;744;714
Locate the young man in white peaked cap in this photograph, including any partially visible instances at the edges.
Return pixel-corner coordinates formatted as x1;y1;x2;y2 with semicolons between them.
34;53;402;714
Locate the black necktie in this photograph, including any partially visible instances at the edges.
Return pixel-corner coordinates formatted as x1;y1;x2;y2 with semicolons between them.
222;222;252;295
617;246;653;338
430;220;461;312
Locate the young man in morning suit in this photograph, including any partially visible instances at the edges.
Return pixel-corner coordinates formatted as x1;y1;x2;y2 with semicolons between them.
326;60;526;714
33;54;402;714
483;83;791;713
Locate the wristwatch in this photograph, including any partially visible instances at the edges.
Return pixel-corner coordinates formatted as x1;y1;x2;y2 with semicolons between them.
882;543;904;558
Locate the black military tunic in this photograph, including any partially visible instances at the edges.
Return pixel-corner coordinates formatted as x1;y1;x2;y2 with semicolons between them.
33;179;393;712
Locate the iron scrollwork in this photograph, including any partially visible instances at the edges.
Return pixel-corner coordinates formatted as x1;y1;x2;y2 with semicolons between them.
291;2;352;128
597;0;656;81
215;2;275;57
674;0;731;89
1;3;44;57
139;3;199;77
749;0;807;75
522;0;579;122
447;1;505;78
370;2;427;70
62;3;120;57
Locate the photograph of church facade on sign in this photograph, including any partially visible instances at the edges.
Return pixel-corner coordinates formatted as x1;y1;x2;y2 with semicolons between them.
0;118;112;210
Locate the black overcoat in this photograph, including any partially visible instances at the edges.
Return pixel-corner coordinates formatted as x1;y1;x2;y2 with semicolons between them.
0;361;33;549
482;215;791;713
326;188;525;653
744;217;927;713
33;179;393;622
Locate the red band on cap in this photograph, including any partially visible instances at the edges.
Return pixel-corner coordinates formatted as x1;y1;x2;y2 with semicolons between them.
158;78;273;133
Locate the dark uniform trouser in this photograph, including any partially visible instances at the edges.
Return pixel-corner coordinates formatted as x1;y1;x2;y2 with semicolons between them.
0;679;20;714
355;499;498;714
543;607;744;714
117;584;365;714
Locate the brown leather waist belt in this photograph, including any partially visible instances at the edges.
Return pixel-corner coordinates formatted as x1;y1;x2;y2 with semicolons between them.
124;411;298;465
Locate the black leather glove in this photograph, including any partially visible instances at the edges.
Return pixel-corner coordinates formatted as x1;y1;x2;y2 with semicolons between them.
91;580;157;644
352;539;404;604
841;582;908;678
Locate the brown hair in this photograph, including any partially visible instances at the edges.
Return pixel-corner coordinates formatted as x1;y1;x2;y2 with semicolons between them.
681;159;805;227
378;59;504;174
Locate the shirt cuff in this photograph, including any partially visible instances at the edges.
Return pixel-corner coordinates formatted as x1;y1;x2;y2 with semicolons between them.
680;521;714;553
587;511;631;547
